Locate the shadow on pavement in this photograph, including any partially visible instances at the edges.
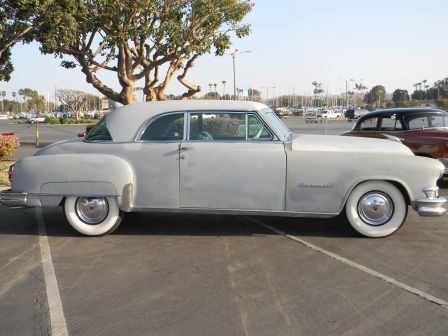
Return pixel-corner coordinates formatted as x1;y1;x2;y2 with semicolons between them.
0;206;358;238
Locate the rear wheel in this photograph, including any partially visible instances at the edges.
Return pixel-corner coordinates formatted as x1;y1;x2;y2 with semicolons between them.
345;181;407;237
64;196;122;236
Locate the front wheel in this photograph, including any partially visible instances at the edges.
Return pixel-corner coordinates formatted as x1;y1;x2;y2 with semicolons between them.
345;181;407;237
64;196;122;236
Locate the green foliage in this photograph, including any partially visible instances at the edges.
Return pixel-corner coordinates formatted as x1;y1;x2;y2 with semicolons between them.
392;89;409;106
35;0;253;103
0;0;65;81
190;117;240;137
0;134;20;160
365;85;386;108
385;101;395;108
0;161;14;186
437;99;448;109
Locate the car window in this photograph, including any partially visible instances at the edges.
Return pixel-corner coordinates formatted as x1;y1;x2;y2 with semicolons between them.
189;112;245;141
85;116;113;141
247;114;272;140
359;117;378;131
407;116;429;129
380;116;403;131
140;113;184;141
429;115;448;127
263;110;291;140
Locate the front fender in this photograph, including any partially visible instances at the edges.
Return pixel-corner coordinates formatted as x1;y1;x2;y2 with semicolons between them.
12;154;135;210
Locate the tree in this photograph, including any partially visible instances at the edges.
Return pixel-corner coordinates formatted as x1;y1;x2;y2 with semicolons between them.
311;81;324;106
19;88;46;112
57;89;89;120
0;0;68;81
365;85;386;108
38;0;253;104
392;89;409;107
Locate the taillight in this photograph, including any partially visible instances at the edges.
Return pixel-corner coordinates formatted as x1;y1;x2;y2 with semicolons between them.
8;164;14;182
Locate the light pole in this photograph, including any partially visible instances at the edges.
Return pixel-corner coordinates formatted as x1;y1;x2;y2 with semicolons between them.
231;49;251;100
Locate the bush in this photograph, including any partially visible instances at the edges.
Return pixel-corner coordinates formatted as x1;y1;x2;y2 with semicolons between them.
0;134;20;160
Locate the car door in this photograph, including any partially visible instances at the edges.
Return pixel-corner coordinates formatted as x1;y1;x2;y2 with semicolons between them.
179;111;286;211
131;112;184;208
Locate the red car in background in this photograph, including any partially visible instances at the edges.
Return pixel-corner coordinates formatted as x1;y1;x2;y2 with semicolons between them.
342;108;448;179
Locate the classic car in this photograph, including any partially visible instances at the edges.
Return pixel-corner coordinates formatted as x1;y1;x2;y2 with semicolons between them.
341;108;448;178
0;101;446;237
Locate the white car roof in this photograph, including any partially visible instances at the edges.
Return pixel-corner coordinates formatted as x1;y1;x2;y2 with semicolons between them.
107;100;268;142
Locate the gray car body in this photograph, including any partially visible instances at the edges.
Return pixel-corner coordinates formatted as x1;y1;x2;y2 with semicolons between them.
9;100;444;217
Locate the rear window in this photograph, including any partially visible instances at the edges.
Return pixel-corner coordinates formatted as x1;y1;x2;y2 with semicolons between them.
359;117;378;131
85;117;112;141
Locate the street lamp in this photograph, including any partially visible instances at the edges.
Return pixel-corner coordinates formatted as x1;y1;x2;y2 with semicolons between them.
231;49;251;100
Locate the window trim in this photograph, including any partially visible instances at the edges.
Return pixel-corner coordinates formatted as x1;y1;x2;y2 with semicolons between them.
247;113;274;141
186;111;276;142
135;111;187;143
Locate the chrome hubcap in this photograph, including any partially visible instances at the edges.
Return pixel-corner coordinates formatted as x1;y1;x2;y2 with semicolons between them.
358;192;393;226
75;197;109;225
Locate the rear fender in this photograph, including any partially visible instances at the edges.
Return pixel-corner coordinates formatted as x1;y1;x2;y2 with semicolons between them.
12;154;135;210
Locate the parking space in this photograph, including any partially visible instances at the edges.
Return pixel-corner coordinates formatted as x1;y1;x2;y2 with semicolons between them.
1;118;448;335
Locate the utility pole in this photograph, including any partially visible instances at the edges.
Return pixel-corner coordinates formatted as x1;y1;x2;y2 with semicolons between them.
231;49;251;100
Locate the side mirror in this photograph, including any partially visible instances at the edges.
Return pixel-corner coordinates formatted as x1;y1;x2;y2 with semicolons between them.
78;132;86;138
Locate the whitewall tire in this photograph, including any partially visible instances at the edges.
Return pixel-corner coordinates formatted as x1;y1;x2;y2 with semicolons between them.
64;196;122;236
345;181;407;238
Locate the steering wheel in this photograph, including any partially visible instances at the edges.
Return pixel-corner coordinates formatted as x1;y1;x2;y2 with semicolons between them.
193;131;214;140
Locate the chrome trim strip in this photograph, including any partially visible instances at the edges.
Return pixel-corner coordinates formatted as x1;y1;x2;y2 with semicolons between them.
129;206;339;218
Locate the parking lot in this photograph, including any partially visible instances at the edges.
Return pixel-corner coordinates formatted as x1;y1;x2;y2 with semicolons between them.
1;117;448;335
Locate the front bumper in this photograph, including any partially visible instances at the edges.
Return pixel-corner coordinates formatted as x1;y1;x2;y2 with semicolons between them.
415;187;447;217
0;189;27;208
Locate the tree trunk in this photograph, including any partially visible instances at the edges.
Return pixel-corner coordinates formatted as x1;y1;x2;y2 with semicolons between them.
120;86;137;104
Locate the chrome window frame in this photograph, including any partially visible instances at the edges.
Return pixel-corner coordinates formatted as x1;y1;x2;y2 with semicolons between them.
186;110;278;142
134;111;187;143
134;109;281;143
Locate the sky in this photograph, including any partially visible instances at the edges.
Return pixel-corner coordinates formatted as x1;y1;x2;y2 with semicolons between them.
3;0;448;102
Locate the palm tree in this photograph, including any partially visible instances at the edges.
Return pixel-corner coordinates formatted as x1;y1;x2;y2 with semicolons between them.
12;92;16;113
221;81;226;99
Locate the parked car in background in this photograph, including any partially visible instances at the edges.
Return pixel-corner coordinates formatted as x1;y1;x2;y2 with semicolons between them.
0;114;8;120
321;109;343;119
27;116;46;123
1;101;446;238
342;108;448;178
273;107;292;118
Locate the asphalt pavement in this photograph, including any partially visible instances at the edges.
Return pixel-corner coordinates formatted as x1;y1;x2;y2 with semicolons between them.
1;117;448;335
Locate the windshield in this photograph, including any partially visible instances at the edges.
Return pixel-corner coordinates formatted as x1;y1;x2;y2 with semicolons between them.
85;116;112;141
263;109;292;140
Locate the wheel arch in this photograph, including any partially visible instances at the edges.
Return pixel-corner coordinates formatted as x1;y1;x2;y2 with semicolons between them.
343;179;412;210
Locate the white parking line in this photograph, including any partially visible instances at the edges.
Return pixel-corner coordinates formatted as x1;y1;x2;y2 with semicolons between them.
246;217;448;310
36;208;69;336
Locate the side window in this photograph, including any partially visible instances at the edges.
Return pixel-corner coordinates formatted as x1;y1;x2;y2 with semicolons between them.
407;116;429;130
189;113;245;141
429;115;446;127
140;113;184;141
359;117;378;131
247;114;272;139
380;116;403;131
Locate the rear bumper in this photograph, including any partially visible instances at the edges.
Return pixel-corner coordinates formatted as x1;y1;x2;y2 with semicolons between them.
0;189;27;208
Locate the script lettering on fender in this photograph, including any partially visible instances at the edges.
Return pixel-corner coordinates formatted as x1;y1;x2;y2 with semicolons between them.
299;182;335;188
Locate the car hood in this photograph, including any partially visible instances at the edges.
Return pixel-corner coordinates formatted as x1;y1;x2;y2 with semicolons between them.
291;134;414;156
